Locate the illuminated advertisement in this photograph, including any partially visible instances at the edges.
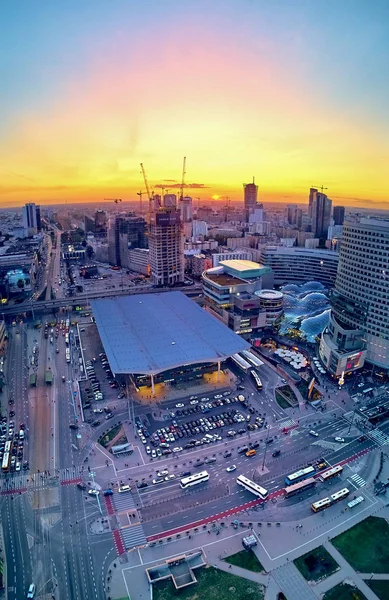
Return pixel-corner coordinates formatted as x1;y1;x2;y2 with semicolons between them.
346;352;363;371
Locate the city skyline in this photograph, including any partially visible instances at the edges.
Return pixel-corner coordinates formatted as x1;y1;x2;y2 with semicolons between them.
1;0;389;208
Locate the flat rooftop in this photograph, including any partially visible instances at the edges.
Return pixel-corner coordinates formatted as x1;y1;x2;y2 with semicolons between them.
204;272;242;286
91;291;250;375
220;259;262;272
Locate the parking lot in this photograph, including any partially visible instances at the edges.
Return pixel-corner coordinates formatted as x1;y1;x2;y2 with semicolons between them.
134;391;269;461
78;324;126;424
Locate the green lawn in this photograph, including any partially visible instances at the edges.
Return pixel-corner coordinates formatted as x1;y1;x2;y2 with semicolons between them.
224;550;265;573
153;566;265;600
275;391;292;409
294;546;339;582
323;582;367;600
365;580;389;600
332;516;389;573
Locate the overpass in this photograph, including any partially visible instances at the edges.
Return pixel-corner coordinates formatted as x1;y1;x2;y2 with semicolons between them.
1;285;203;318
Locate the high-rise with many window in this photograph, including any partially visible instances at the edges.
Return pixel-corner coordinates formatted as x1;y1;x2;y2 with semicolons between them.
22;202;41;235
320;218;389;375
149;209;184;286
333;205;345;226
311;191;332;240
243;178;258;222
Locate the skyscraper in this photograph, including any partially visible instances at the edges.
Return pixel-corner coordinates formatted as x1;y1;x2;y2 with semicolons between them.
308;188;317;218
286;204;298;225
311;190;332;240
320;218;389;374
243;178;258;222
180;196;193;223
333;206;345;226
95;210;107;236
108;214;147;267
22;202;41;235
149;208;184;286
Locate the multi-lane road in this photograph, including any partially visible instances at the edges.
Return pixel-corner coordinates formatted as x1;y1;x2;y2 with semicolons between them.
1;239;387;599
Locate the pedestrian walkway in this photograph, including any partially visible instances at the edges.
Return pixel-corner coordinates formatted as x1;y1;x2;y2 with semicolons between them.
120;523;147;549
368;429;389;447
348;473;366;488
272;563;317;600
113;492;136;512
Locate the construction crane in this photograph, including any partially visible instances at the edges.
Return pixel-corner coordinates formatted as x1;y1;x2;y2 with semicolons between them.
140;163;160;218
137;191;145;215
179;156;186;204
312;185;328;193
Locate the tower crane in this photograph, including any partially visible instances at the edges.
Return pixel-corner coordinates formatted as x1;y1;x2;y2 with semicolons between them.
140;163;160;218
179;156;186;204
137;191;145;215
312;185;328;193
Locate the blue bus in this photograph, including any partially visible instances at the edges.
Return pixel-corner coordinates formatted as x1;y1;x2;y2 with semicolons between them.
285;465;316;486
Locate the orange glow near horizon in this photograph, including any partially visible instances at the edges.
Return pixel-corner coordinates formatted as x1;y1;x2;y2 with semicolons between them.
1;22;388;209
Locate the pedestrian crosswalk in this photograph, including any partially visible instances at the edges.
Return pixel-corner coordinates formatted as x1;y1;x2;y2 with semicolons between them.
368;429;389;447
279;418;298;431
113;492;136;512
349;473;366;488
120;524;147;550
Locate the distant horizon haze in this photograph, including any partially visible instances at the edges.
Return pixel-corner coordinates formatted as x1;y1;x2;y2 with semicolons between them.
1;1;388;208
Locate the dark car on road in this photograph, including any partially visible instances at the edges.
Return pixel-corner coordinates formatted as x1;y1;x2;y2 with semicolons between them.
272;450;281;457
137;481;148;489
69;424;78;430
91;420;100;427
77;482;87;490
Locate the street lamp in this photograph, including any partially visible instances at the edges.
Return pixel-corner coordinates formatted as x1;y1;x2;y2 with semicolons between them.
261;426;271;472
90;471;102;515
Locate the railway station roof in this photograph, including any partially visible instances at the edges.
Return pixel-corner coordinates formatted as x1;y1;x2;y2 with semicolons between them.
91;291;250;375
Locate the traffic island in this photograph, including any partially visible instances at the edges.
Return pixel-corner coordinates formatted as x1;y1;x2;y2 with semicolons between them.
294;545;339;582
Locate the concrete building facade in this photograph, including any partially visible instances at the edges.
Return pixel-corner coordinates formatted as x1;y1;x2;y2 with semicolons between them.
320;218;389;374
260;246;339;287
149;209;184;286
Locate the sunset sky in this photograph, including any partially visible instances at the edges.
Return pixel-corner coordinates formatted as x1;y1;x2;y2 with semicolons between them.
1;0;388;208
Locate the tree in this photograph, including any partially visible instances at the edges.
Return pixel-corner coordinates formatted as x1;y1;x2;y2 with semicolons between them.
17;279;25;289
86;245;95;259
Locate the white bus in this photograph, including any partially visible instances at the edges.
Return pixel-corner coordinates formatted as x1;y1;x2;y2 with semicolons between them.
320;465;343;482
237;475;268;499
65;348;71;363
180;471;209;489
250;370;263;390
231;353;251;373
330;488;350;503
241;350;264;369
